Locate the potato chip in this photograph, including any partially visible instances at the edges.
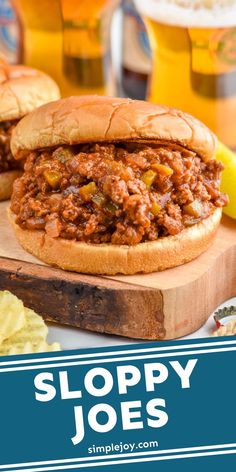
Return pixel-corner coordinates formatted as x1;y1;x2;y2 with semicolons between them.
12;308;48;343
0;291;26;344
0;307;61;355
0;291;61;356
0;340;61;356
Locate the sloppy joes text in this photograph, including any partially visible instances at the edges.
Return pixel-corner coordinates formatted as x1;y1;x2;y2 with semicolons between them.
34;359;198;445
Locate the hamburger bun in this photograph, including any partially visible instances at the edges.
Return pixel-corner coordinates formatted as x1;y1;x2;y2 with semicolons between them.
0;60;60;201
9;207;222;275
11;95;216;161
10;96;223;275
0;62;60;122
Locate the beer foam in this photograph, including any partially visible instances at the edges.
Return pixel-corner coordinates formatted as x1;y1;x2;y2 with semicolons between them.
134;0;236;27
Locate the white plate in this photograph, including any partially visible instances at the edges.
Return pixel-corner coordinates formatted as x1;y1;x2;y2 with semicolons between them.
47;297;236;350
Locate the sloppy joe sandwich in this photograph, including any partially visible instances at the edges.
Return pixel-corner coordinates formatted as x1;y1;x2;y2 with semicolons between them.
0;58;60;200
9;96;227;275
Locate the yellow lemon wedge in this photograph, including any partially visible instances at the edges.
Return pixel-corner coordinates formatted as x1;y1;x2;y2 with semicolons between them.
216;142;236;219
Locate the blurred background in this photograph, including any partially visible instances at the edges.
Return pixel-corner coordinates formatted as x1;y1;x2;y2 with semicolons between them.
0;0;151;98
1;0;236;149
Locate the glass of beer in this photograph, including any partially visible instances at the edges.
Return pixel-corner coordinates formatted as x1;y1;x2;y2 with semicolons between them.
60;0;117;96
12;0;117;96
12;0;63;84
134;0;236;150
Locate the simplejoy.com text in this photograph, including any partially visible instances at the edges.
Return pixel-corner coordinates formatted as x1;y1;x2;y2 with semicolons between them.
87;440;159;455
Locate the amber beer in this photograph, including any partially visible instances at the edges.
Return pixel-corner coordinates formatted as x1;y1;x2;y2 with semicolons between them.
12;0;116;96
60;0;116;96
134;0;236;149
12;0;62;83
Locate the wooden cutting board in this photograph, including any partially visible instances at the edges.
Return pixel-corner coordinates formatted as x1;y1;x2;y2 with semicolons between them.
0;201;235;340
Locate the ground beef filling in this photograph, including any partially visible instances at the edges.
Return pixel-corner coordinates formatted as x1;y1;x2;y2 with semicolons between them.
11;143;228;245
0;120;20;173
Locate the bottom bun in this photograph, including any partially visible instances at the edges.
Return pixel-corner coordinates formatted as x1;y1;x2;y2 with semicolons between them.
0;171;22;201
9;208;222;275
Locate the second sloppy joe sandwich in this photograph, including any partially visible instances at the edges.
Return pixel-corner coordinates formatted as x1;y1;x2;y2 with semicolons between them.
0;58;60;201
9;96;228;275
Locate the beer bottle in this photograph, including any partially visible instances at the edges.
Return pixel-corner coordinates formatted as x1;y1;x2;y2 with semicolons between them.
0;0;20;63
120;0;151;100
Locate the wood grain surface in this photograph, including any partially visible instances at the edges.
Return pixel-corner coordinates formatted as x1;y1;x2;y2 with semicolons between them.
0;201;235;340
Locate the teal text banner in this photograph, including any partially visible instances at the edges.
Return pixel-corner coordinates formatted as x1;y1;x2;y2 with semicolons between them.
0;337;235;471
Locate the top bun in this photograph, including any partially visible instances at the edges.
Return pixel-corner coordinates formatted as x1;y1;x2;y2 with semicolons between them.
11;95;217;162
0;61;60;123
